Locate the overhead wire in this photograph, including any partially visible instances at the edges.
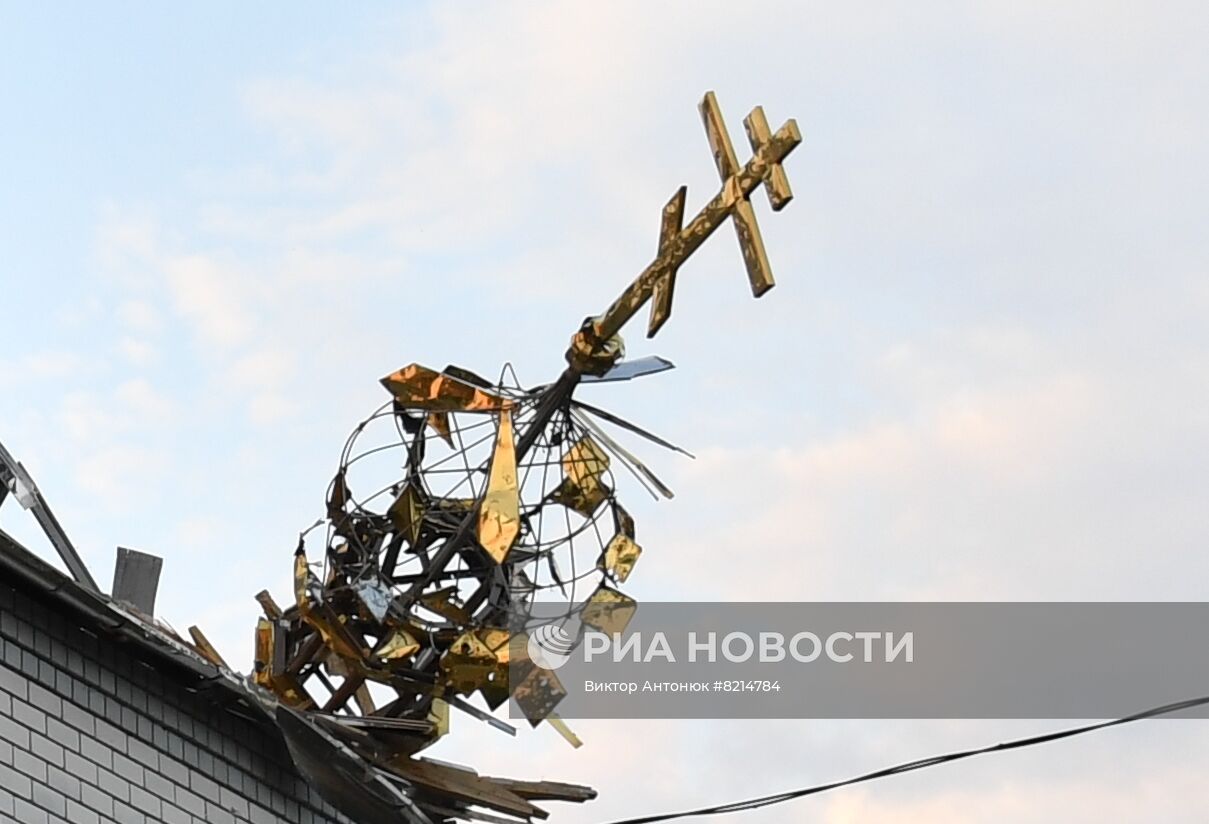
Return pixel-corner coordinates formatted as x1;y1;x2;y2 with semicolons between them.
599;694;1209;823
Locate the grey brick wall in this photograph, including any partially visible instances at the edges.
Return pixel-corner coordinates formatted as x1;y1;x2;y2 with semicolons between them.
0;577;352;824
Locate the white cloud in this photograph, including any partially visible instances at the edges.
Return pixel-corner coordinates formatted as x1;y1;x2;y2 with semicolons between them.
0;350;92;388
164;254;256;349
117;299;163;334
247;391;293;425
57;391;116;441
642;356;1209;603
73;443;168;508
226;346;294;388
117;336;157;366
57;378;177;441
94;210;160;285
113;378;176;426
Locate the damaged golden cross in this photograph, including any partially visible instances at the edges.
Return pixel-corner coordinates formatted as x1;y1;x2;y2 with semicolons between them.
239;91;807;824
567;90;801;375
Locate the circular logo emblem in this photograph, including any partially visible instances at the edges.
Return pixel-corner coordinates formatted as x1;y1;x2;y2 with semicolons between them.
527;622;577;670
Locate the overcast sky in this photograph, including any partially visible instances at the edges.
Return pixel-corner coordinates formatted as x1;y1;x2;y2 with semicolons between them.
3;2;1209;821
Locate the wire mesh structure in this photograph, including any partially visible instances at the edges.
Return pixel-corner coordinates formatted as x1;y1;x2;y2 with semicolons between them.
261;361;662;751
318;368;633;632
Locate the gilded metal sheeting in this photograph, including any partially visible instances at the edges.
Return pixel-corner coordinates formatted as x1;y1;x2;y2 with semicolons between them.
581;585;638;636
293;550;311;609
614;503;636;539
478;408;520;563
550;475;610;518
512;666;567;725
426;411;454;446
647;186;687;337
477;628;513;709
294;548;366;662
546;714;583;749
479;627;511;664
566;317;626;376
551;435;611;517
441;627;511;702
742;105;794;211
388;483;424;545
253;618;311;708
252;618;274;690
598;533;642;583
442;630;500;694
326;469;351;521
417;586;471;624
374;627;420;663
306;610;366;663
578;90;799;358
700;90;774;298
564;435;609;486
428;697;450;738
380;363;510;412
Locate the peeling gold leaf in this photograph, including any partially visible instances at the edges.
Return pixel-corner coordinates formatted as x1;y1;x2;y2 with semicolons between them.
375;628;421;662
417;587;471;624
479;627;511;665
613;503;636;538
441;630;501;695
512;666;566;725
648;186;686;337
743;105;794;211
293;551;310;610
326;470;351;522
388;483;425;545
550;435;611;517
546;713;583;749
380;363;509;412
581;585;637;636
550;476;610;518
252;618;312;709
563;435;609;485
598;533;642;583
428;697;450;738
427;411;454;446
566;315;627;376
477;409;520;563
252;618;274;690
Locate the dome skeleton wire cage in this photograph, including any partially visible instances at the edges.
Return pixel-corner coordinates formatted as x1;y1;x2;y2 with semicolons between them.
314;362;649;638
263;358;681;752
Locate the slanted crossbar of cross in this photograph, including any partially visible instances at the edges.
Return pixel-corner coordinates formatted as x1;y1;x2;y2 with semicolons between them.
580;91;801;349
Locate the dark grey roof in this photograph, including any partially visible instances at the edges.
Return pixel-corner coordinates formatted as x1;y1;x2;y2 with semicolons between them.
0;527;436;823
0;526;257;705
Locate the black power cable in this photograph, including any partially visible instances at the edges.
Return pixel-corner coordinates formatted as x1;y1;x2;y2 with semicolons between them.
600;694;1209;823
